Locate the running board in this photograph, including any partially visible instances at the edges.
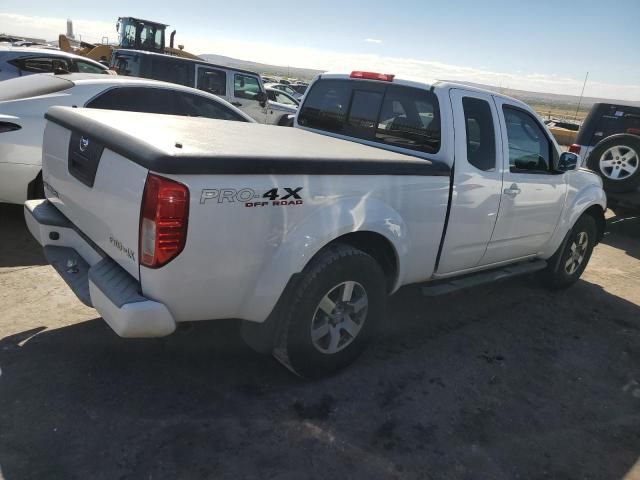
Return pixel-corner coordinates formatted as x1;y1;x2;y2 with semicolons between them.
422;260;547;296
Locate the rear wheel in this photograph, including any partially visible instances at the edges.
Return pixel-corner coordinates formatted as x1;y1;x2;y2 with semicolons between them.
539;215;597;290
587;135;640;193
278;244;387;378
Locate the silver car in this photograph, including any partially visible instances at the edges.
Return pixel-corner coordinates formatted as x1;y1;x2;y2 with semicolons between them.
0;47;109;81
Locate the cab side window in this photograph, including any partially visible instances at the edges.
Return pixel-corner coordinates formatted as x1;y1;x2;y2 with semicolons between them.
503;106;551;173
197;68;226;96
234;74;260;100
72;60;106;74
275;92;297;105
462;97;496;171
149;57;193;87
11;56;70;73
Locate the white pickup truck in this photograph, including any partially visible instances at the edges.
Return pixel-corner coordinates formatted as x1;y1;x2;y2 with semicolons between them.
25;72;607;377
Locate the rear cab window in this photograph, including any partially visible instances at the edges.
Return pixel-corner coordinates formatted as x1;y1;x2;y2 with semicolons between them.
298;78;441;154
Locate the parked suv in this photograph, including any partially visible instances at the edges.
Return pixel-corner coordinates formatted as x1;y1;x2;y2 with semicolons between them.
110;49;292;125
0;47;109;81
570;103;640;192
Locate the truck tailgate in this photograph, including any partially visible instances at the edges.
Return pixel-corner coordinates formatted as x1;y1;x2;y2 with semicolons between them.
41;119;147;280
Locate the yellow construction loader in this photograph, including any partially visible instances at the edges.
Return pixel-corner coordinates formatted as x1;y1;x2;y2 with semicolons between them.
58;16;201;65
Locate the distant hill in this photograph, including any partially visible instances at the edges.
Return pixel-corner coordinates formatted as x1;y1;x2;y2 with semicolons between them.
200;54;323;81
443;80;640;110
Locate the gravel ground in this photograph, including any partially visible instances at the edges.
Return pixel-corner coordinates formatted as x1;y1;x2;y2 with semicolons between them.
0;203;639;480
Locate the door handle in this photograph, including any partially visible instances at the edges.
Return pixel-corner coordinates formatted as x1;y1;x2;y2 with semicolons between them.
503;183;521;196
231;102;242;107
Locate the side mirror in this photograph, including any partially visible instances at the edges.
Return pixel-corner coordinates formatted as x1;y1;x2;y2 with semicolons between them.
255;91;267;107
556;151;580;172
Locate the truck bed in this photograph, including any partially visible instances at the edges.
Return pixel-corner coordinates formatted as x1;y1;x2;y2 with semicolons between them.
44;107;450;176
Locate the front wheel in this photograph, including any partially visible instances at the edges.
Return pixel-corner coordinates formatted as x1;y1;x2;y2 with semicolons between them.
539;215;597;290
278;244;387;378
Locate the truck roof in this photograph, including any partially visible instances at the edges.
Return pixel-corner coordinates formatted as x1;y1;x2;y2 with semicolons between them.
45;106;450;177
316;72;530;109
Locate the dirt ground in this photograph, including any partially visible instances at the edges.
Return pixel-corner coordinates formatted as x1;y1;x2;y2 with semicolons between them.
1;203;639;480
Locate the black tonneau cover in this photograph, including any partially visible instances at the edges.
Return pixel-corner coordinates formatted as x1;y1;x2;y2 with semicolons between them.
44;107;450;176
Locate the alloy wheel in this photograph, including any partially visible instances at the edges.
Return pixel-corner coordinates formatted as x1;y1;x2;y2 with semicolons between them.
310;281;368;354
599;146;639;180
565;231;589;275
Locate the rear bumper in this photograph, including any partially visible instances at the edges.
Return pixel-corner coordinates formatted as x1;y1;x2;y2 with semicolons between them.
24;199;176;337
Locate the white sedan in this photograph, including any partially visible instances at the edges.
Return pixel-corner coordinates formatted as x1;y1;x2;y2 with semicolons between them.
0;73;252;205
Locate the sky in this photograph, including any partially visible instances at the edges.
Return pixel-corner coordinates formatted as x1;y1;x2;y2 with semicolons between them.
1;0;639;101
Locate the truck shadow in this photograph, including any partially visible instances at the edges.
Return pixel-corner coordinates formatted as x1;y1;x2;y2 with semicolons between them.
1;277;639;479
0;203;46;268
603;211;640;260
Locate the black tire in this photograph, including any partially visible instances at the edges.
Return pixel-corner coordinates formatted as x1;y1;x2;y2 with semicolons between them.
27;171;45;200
587;134;640;193
280;244;387;378
539;215;597;290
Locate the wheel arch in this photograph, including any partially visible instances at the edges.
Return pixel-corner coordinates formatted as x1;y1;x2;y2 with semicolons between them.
311;231;399;293
542;182;607;260
583;204;606;244
592;133;640;153
238;197;409;323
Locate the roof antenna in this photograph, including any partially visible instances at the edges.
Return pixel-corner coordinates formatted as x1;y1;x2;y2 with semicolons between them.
574;72;589;121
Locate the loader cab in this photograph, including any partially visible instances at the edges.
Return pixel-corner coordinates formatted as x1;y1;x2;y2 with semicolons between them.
116;17;167;53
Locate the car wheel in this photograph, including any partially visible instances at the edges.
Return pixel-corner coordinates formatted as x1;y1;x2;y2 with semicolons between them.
539;215;597;290
587;134;640;193
279;244;387;378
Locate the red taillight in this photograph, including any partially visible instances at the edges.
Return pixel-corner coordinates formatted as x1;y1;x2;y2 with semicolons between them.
568;144;581;154
627;128;640;136
139;174;189;268
350;71;395;82
0;122;21;133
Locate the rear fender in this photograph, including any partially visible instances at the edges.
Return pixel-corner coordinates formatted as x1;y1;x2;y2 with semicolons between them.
238;196;408;322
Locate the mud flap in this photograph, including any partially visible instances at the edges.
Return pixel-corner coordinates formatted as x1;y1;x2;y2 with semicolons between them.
240;273;302;373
